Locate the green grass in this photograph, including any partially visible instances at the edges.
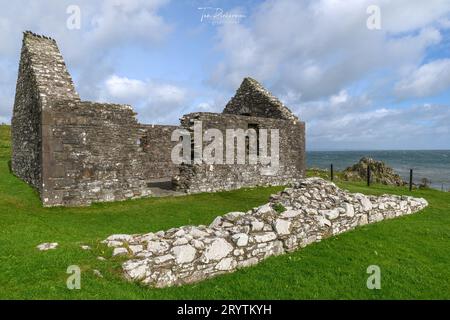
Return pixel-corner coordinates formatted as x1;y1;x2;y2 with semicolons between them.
0;125;449;299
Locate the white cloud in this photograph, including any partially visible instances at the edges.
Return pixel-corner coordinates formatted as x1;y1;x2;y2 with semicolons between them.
0;0;173;122
209;0;449;101
292;90;372;122
0;0;449;150
204;0;450;150
305;100;450;150
395;59;450;98
0;61;16;123
104;75;148;101
0;0;171;57
86;0;171;51
330;90;349;105
101;74;188;123
438;17;450;29
378;0;450;33
197;102;214;111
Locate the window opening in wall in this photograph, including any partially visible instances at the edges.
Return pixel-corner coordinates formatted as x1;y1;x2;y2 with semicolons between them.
139;136;149;149
247;123;259;156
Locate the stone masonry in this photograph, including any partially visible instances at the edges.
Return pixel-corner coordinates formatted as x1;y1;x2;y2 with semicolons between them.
223;77;299;121
173;112;305;193
11;32;306;206
103;178;428;288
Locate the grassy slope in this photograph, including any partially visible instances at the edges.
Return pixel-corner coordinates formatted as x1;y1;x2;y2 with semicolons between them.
0;124;449;299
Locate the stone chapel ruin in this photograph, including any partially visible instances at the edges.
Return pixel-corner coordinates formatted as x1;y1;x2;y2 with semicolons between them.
11;32;305;207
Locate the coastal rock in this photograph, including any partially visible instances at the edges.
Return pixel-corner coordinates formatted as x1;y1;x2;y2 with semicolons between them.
342;157;406;186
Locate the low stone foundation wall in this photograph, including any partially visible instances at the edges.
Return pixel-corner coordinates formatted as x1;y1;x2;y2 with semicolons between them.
102;178;428;288
174;163;303;194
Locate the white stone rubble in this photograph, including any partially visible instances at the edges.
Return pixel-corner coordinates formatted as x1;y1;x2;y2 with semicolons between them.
37;242;58;251
102;178;428;288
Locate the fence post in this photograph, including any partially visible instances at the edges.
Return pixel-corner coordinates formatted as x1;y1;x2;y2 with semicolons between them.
330;164;334;181
367;166;371;187
409;169;413;192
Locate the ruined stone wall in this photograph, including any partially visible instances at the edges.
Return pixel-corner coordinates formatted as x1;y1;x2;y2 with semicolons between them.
223;77;298;121
12;32;79;190
12;32;181;206
11;32;306;207
103;178;428;288
41;104;180;206
11;44;42;189
173;112;305;193
41;100;151;206
140;124;179;180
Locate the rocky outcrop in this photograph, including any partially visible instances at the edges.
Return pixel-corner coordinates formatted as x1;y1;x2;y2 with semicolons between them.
102;178;427;288
342;157;406;186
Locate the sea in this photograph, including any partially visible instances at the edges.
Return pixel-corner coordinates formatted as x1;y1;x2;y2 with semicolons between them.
306;150;450;191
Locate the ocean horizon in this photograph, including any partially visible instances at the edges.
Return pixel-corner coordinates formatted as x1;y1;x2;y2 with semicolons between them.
306;149;450;191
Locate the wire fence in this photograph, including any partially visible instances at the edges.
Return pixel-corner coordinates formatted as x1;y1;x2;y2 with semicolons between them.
310;164;450;192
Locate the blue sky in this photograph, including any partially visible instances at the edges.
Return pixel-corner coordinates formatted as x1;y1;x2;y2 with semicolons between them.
0;0;450;150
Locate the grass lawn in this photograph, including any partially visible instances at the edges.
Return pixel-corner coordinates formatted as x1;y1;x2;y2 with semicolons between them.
0;124;449;299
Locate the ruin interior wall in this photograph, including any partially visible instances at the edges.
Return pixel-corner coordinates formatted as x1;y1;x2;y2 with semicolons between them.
173;112;306;193
41;102;181;206
42;100;144;206
11;43;43;189
139;124;180;180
